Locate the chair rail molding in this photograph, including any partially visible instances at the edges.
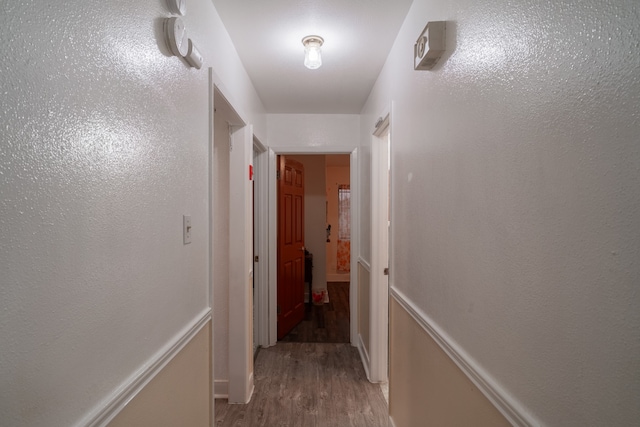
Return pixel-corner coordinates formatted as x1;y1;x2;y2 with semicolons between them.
390;287;536;427
79;308;212;427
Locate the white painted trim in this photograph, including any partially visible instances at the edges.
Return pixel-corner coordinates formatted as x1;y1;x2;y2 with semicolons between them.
214;380;229;399
79;309;212;427
358;256;371;272
213;375;253;403
253;139;269;349
247;372;255;404
349;148;359;346
327;272;351;282
208;68;216;427
269;146;357;154
228;124;254;404
267;148;278;347
210;70;248;128
266;147;359;348
369;109;391;383
357;333;371;381
390;287;536;427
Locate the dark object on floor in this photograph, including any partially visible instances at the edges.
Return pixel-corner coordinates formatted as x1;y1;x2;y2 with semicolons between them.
281;282;350;343
305;250;313;305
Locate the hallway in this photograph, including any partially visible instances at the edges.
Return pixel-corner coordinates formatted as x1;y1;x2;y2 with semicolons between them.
215;343;388;427
3;1;639;425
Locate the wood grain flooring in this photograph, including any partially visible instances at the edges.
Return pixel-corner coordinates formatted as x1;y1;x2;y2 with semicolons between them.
280;282;350;343
215;343;388;427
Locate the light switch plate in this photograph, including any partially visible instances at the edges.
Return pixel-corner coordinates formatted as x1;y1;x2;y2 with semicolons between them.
183;215;192;244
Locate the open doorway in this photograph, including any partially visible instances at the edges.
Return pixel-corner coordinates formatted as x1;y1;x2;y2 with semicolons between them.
263;150;358;348
211;83;255;405
277;154;351;344
325;155;352;283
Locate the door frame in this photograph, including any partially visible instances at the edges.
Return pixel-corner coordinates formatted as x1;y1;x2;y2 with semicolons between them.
369;107;392;383
228;123;254;404
211;76;254;405
263;146;359;347
253;138;269;349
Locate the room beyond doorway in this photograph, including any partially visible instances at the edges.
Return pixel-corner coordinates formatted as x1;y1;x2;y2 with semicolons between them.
280;281;350;343
265;148;358;349
287;154;352;289
278;154;351;344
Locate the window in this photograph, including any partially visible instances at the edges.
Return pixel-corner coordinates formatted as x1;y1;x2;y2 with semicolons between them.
338;185;350;241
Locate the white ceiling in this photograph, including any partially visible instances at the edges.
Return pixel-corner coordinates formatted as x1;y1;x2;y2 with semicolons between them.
212;0;414;114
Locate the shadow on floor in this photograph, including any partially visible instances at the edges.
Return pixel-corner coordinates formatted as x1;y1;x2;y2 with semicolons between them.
280;282;350;343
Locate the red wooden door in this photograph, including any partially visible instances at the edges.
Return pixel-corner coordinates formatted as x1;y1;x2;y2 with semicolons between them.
277;156;305;339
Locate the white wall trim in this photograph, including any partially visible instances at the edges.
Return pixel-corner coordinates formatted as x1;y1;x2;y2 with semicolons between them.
358;256;371;272
390;287;536;427
247;372;255;404
79;308;212;427
267;148;278;346
228;124;254;404
208;67;217;427
268;146;357;154
214;380;229;399
349;148;359;346
253;139;270;349
357;333;371;381
369;110;391;383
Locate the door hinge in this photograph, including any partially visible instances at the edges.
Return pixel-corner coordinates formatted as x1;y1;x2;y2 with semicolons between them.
384;268;389;276
254;255;259;262
277;305;281;315
276;170;281;180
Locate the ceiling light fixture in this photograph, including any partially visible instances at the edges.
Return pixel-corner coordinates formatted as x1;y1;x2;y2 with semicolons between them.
302;35;324;69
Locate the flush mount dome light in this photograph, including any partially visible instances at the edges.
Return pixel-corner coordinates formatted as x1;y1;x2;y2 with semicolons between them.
302;35;324;69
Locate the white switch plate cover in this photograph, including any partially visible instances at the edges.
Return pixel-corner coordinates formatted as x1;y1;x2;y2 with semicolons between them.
183;215;191;244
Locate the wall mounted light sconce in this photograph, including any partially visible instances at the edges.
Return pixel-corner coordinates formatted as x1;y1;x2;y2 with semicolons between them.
302;35;324;69
414;21;446;70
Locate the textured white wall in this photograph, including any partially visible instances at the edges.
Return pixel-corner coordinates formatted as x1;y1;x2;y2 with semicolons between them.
267;114;359;150
363;0;640;425
0;1;264;425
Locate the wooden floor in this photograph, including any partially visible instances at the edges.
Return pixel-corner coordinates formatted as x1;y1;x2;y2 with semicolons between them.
280;282;350;343
215;343;388;427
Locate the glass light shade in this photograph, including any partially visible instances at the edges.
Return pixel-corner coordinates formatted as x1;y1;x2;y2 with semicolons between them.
304;44;322;69
302;36;324;69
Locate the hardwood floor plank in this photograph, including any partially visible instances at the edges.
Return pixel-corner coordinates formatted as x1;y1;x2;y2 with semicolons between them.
280;282;351;343
215;343;388;427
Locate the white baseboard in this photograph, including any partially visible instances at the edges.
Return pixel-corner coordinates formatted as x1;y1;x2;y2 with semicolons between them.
390;287;535;427
78;308;212;427
357;333;371;381
327;272;351;282
214;380;229;399
247;372;255;403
